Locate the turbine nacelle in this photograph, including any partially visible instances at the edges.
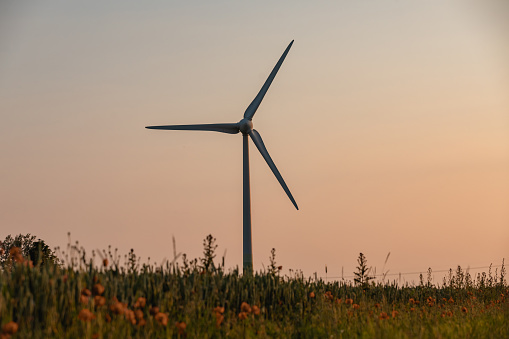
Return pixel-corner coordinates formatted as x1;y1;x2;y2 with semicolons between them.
238;119;253;135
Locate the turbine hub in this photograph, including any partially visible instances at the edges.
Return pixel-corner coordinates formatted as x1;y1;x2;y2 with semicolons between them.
238;118;253;135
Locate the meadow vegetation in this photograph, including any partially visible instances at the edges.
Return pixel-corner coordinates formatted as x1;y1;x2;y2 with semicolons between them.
0;234;507;338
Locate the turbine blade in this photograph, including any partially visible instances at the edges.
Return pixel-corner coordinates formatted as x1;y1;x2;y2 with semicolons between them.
146;123;240;134
249;129;298;210
243;40;294;120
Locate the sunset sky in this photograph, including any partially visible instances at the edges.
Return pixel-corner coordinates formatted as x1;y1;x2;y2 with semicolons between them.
1;0;508;282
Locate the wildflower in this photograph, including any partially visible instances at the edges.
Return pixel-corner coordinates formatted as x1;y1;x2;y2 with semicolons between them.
155;312;168;326
345;298;353;305
135;309;144;321
125;309;136;325
241;302;251;314
134;297;146;309
379;312;390;320
447;311;453;317
252;305;260;315
391;310;398;318
81;288;92;297
110;301;126;315
309;292;315;298
448;297;454;304
92;284;105;296
215;313;224;327
105;314;112;323
353;304;360;310
238;312;248;320
324;291;333;301
138;319;147;327
409;298;415;304
213;306;225;314
78;309;96;322
103;258;109;267
94;296;106;307
80;295;89;305
335;298;342;305
410;307;415;312
175;322;186;335
374;303;380;308
2;321;18;335
150;306;160;316
461;307;468;313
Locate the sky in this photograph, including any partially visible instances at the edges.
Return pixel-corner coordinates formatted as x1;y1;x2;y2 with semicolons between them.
1;0;508;282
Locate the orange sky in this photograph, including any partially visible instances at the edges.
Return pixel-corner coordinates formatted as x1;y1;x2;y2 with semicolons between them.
1;1;508;281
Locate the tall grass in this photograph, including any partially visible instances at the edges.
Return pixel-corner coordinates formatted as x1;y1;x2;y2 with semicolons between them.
0;236;507;338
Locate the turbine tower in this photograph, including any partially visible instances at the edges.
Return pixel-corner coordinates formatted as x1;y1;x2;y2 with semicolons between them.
146;41;298;273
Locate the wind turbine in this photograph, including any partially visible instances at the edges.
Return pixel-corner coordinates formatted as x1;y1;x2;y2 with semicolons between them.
146;41;298;272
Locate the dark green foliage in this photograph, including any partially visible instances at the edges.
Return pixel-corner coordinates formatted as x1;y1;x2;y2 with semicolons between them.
0;236;507;338
353;252;374;288
0;233;60;269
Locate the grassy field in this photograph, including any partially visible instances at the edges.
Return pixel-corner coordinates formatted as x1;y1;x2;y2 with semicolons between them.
0;239;507;338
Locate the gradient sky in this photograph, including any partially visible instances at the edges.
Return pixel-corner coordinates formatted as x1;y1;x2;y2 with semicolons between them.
1;0;508;282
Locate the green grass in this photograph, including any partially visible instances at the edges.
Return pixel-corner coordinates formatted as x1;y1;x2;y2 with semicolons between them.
0;245;507;338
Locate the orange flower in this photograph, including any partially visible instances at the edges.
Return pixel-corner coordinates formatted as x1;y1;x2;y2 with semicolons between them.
213;306;225;314
94;296;106;307
238;312;248;320
105;314;112;323
448;297;454;304
134;309;144;321
78;309;96;322
410;307;415;312
352;304;360;310
324;291;334;301
461;306;468;313
80;295;89;305
409;298;415;304
81;288;92;297
447;311;453;317
110;301;126;315
92;284;105;296
345;298;353;305
241;302;252;314
309;292;315;298
125;309;136;325
215;313;224;327
134;297;146;309
150;306;160;316
374;303;380;308
155;312;168;326
175;322;186;335
252;305;260;315
379;312;390;320
391;310;398;318
2;321;18;335
138;319;147;327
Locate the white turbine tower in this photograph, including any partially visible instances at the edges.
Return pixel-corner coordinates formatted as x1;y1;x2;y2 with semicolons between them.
146;41;298;272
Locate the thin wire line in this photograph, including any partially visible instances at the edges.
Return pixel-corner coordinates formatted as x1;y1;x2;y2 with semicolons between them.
321;264;504;279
